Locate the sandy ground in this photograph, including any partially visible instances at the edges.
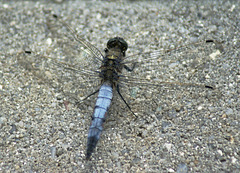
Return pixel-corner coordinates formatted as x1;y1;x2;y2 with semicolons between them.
0;0;239;172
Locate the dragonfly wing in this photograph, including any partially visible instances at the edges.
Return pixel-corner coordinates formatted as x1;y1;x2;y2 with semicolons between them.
16;12;109;103
45;13;104;72
121;40;220;87
117;40;221;115
17;51;102;104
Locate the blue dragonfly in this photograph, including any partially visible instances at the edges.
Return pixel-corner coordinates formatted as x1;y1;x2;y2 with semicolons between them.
21;13;217;160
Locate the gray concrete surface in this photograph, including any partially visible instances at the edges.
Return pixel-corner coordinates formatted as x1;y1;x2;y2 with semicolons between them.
0;0;239;172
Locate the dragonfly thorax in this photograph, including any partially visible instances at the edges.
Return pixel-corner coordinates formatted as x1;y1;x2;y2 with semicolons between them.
100;57;122;85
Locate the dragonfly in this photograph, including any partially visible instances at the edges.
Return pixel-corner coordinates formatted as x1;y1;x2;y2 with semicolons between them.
20;13;218;160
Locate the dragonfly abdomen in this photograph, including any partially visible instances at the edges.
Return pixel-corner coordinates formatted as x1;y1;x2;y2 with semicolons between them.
86;82;113;160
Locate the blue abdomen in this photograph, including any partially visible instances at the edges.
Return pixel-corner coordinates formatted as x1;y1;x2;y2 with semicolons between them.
86;82;113;159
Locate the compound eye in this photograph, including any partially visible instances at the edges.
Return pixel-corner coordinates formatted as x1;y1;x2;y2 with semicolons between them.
122;46;127;51
107;37;128;52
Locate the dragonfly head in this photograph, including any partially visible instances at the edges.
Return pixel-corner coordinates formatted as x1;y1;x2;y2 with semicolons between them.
107;37;128;55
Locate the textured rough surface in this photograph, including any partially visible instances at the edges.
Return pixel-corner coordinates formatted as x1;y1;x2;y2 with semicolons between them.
0;1;239;172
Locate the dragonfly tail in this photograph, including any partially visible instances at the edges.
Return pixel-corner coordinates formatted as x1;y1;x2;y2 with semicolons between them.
86;136;99;160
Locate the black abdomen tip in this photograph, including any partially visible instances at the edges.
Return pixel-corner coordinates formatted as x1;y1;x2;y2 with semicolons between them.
86;136;99;160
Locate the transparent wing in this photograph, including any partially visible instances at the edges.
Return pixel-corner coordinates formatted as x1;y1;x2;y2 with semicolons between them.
120;40;220;88
114;40;222;116
17;50;101;105
45;13;104;72
24;13;108;103
17;13;109;103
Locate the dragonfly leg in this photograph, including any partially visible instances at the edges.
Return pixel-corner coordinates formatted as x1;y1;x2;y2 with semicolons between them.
116;85;136;117
82;89;100;101
123;62;137;72
76;89;100;107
